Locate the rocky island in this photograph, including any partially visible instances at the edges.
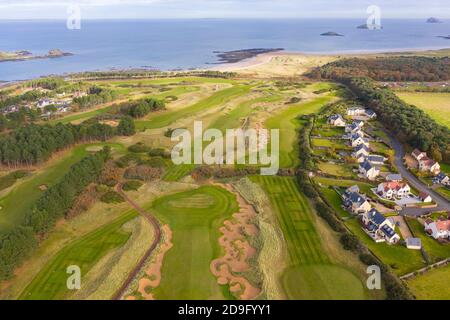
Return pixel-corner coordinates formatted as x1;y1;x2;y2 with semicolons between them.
212;48;284;64
320;31;344;36
426;17;443;23
0;49;73;63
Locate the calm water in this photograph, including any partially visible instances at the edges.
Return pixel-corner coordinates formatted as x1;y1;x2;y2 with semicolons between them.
0;19;449;81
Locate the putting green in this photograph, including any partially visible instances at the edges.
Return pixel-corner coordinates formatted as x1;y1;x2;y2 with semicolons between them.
150;185;238;300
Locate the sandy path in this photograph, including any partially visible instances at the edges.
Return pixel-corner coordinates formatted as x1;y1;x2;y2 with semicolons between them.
210;183;261;300
112;183;162;300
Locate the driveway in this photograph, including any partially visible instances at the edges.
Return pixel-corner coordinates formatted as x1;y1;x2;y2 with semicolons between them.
387;132;450;217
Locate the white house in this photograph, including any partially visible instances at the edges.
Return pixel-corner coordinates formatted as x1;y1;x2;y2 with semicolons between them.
351;135;369;148
365;109;377;119
419;192;433;203
406;237;422;250
424;219;450;240
37;99;52;109
359;160;380;180
352;145;370;159
412;149;427;161
347;107;367;116
342;187;372;215
366;155;386;165
419;158;441;175
361;208;400;244
345;122;364;134
376;181;411;200
433;172;450;186
328;114;346;127
386;174;403;182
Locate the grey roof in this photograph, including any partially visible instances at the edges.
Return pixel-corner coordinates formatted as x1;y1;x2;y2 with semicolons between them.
367;155;385;163
366;109;376;116
380;224;396;238
386;174;402;181
329;114;343;121
360;160;373;171
436;172;449;180
406;237;422;247
368;208;385;226
354;144;369;152
346;185;360;194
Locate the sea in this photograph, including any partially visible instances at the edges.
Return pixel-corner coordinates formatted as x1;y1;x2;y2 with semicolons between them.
0;18;449;81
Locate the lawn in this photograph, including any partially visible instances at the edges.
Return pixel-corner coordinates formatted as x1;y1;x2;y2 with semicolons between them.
162;164;196;182
252;176;366;300
317;162;355;178
313;176;374;194
150;185;238;299
0;143;125;233
396;92;450;129
407;218;450;263
135;84;252;130
345;219;425;275
318;187;351;218
19;210;138;300
407;264;450;299
265;95;336;168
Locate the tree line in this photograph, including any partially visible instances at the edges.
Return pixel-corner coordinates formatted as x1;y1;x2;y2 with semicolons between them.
0;148;110;280
72;86;117;110
0;118;134;167
118;97;165;118
308;56;450;82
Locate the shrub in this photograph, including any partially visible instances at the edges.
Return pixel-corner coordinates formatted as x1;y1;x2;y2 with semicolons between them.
340;234;361;251
100;191;124;203
122;180;143;191
128;142;150;153
124;165;161;181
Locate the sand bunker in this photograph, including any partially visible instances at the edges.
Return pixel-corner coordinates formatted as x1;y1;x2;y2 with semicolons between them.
126;224;173;300
210;183;261;300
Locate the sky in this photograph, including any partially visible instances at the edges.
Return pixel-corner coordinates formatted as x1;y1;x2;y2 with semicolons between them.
0;0;449;20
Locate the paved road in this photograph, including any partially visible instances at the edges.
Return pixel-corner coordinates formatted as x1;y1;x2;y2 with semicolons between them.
112;183;161;300
388;133;450;217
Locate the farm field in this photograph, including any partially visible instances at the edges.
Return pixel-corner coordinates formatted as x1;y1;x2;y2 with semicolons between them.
149;185;239;299
396;92;450;129
19;210;138;300
406;264;450;299
265;94;336;168
252;176;367;300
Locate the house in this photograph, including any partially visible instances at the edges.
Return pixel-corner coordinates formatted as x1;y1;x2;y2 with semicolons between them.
347;107;366;116
419;192;433;203
353;120;364;128
355;153;367;163
351;135;369;148
328;114;346;127
1;105;19;115
376;181;411;200
365;109;377;119
418;158;441;175
386;174;403;182
359;160;380;181
412;149;427;161
345;122;364;134
424;218;450;240
433;172;450;186
37;99;52;109
342;189;372;215
366;155;386;165
361;208;400;244
352;145;370;158
406;237;422;250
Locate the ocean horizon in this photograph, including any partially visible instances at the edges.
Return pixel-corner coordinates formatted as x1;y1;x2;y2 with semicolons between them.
1;18;449;81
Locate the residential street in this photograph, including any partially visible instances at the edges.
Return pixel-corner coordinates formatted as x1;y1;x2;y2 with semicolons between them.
388;133;450;217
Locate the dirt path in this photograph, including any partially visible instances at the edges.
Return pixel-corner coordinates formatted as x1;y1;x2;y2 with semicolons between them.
111;183;162;300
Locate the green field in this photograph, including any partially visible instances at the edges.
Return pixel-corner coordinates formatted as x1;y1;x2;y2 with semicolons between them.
19;210;138;300
162;164;196;182
265;95;335;168
252;176;366;299
135;85;252;130
0;143;125;233
150;185;238;299
407;264;450;299
317;162;355;178
313;177;374;194
396;92;450;128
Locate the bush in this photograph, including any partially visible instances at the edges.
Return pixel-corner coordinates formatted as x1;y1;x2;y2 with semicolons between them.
148;148;171;158
124;165;161;181
340;234;361;251
100;191;124;203
128;142;150;153
122;180;143;191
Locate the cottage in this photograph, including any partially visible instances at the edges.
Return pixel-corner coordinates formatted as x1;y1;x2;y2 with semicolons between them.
419;192;433;203
376;181;411;200
328;114;346;127
361;208;400;244
37;99;52;109
433;172;450;186
366;155;386;165
365;109;377;119
424;218;450;240
419;158;441;175
359;160;380;180
347;107;366;116
412;149;427;161
345;122;364;134
342;190;372;215
352;144;370;158
351;135;369;148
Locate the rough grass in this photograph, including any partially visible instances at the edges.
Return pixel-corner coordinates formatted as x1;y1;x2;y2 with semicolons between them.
396;92;450;129
19;210;138;300
150;185;239;299
265;95;336;168
406;264;450;300
252;176;366;300
162;164;196;182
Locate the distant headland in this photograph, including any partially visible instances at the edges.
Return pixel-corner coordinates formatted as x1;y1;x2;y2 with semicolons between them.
211;48;284;64
0;49;73;63
426;17;443;23
320;31;344;37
